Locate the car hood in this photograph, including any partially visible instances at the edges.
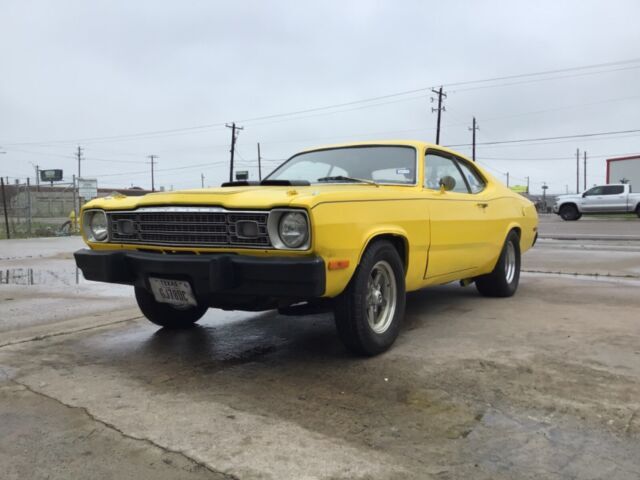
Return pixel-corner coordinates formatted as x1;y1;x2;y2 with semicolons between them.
83;184;424;211
555;193;582;202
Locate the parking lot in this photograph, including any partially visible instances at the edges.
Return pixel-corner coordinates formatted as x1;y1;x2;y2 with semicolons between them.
1;215;639;480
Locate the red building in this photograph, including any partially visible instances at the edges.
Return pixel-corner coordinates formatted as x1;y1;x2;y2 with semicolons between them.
606;155;640;187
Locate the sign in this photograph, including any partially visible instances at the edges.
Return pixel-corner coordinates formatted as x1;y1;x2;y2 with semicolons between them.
509;185;528;193
40;169;63;182
78;178;98;199
235;170;249;181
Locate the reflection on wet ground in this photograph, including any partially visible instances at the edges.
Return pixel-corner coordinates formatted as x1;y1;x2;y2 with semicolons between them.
1;273;639;478
0;267;80;286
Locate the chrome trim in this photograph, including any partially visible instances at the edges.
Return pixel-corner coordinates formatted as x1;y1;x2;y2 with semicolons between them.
120;206;263;214
100;206;312;251
106;207;271;249
267;208;311;251
82;209;109;243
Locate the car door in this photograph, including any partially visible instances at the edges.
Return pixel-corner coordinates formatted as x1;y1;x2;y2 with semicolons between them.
581;186;604;212
601;185;626;212
423;150;493;281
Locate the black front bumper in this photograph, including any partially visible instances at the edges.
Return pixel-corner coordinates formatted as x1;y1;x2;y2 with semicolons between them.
74;249;326;301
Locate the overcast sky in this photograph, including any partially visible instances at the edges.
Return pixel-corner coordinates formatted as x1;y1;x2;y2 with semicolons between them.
1;0;640;193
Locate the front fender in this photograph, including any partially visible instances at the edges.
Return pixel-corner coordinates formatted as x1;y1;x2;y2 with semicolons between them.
311;199;430;297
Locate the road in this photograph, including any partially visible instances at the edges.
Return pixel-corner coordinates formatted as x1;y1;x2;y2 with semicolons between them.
1;228;639;479
538;214;640;238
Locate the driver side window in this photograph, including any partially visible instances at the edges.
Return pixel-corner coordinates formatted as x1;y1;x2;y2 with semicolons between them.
424;152;469;193
584;186;603;196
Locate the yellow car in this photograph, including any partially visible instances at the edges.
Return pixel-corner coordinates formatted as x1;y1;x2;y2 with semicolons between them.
75;140;538;355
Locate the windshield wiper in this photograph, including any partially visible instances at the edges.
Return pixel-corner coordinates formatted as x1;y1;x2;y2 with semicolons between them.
316;175;378;186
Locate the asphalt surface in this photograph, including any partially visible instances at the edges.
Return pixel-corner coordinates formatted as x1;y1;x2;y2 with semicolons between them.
538;214;640;239
1;226;639;479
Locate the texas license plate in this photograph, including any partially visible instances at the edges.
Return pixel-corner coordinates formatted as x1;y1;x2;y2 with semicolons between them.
149;278;197;307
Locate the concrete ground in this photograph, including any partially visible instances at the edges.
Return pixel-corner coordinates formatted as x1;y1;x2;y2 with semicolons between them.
1;224;639;479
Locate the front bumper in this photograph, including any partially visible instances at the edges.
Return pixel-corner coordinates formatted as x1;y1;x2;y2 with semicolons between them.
74;249;326;299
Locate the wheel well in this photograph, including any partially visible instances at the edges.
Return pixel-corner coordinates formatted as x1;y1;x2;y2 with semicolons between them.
560;202;578;211
509;226;522;249
364;234;408;272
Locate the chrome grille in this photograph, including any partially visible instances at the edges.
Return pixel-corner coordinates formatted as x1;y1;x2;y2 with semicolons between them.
107;208;271;248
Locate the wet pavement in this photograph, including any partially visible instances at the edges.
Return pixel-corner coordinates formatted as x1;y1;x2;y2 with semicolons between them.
1;234;640;479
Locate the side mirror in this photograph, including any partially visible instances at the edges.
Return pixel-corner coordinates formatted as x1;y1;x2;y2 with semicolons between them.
582;192;587;198
439;175;456;192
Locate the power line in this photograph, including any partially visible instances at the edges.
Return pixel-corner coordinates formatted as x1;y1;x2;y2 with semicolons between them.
451;64;640;93
446;127;640;148
4;57;640;146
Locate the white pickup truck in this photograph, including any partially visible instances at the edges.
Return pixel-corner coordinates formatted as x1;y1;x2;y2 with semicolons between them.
553;184;640;220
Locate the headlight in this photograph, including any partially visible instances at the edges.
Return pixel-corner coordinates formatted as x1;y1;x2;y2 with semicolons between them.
267;209;310;249
278;212;308;248
83;210;108;242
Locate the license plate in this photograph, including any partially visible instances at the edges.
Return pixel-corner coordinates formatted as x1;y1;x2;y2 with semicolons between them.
149;278;197;307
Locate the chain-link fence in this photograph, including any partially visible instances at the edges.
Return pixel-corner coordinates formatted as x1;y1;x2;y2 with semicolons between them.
0;180;78;239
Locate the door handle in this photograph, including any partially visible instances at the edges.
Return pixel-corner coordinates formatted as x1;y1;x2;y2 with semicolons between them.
477;202;489;209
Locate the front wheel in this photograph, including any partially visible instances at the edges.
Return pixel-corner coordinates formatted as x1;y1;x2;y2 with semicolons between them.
334;240;406;356
559;204;581;221
475;231;521;297
134;286;208;329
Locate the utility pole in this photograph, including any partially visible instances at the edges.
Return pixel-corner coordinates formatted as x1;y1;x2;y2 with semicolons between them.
26;177;32;236
201;173;205;188
76;146;83;214
576;148;580;194
225;122;244;182
147;155;158;192
72;174;78;231
76;145;83;179
34;164;40;191
526;176;530;194
583;151;587;191
257;142;262;181
468;117;479;162
430;86;447;145
1;177;10;239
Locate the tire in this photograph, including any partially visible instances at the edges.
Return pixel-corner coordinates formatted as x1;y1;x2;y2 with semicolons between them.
134;286;208;329
636;205;640;219
475;231;521;298
58;220;71;236
334;240;406;356
559;204;581;221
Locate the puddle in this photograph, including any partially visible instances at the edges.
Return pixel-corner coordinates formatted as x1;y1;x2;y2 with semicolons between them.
0;267;81;286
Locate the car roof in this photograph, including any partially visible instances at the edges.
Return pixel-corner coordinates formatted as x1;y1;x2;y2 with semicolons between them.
297;140;474;164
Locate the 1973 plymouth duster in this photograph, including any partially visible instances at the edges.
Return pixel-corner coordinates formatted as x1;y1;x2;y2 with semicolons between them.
75;141;538;355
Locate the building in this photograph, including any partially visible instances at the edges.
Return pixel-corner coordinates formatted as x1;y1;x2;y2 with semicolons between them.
606;155;640;188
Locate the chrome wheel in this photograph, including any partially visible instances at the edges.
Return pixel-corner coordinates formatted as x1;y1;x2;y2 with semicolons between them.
366;260;397;334
504;241;517;284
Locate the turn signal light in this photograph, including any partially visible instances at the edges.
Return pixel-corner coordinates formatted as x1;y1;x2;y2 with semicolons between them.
328;259;350;271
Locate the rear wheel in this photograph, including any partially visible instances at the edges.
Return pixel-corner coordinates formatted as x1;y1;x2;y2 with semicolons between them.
334;240;406;356
134;286;208;329
559;204;581;221
475;231;521;297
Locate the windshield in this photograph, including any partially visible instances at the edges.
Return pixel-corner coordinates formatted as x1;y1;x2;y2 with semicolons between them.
266;146;417;185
